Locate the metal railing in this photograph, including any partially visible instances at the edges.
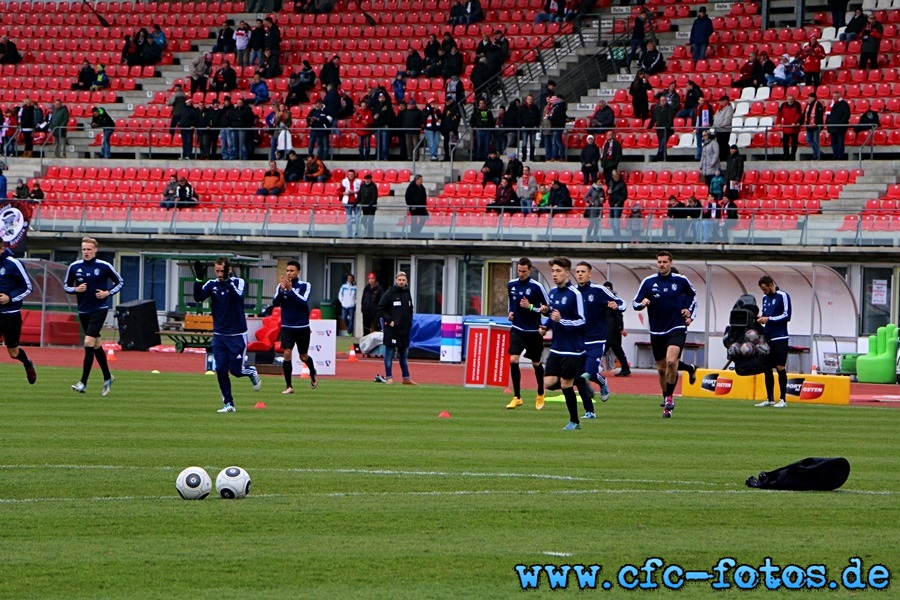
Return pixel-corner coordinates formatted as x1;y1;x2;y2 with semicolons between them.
27;200;900;248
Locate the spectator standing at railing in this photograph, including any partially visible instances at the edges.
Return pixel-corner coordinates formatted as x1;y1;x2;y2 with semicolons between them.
1;109;15;157
629;14;646;66
599;130;622;184
826;89;850;160
664;195;686;240
90;106;114;160
721;196;738;240
829;0;850;29
234;21;251;67
798;35;826;88
713;96;733;162
248;19;265;68
839;7;866;41
701;194;723;243
189;53;213;95
470;98;494;162
855;105;881;149
859;14;883;71
803;92;825;160
502;98;521;151
198;99;218;160
217;96;235;159
230;97;254;161
725;144;744;201
546;95;568;162
441;94;461;160
340;169;362;238
583;181;605;239
629;69;652;121
777;94;802;161
689;7;713;66
48;100;69;159
263;17;281;67
214;20;236;55
178;99;201;160
692;97;714;160
518;94;541;161
17;99;37;158
405;175;429;237
319;55;342;90
166;84;187;139
399;99;424;162
307;98;332;159
372;91;394;161
357;174;378;238
607;169;627;237
684;196;703;241
493;106;508;154
648;94;674;162
580;135;600;185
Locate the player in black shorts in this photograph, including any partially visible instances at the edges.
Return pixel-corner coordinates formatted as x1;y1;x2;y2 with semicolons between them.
64;237;124;396
0;246;37;384
272;260;318;394
506;257;550;409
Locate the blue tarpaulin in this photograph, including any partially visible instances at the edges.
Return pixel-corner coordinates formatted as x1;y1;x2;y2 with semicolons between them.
410;314;442;356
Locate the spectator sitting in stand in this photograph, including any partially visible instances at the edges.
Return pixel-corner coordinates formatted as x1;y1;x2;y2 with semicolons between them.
90;65;110;91
0;35;23;64
256;161;285;196
405;48;424;78
161;176;198;209
28;180;44;200
283;150;305;182
733;51;765;89
533;183;550;213
211;60;238;93
248;73;270;105
258;49;282;79
535;0;564;24
855;105;881;148
547;179;573;214
587;99;615;135
639;41;665;75
303;154;330;183
839;7;867;42
486;176;519;213
159;174;177;207
73;60;95;91
480;149;504;187
14;178;30;199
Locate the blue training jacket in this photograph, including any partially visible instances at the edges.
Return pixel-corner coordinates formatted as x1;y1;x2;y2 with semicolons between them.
632;272;697;336
545;282;585;356
761;288;791;342
272;279;312;329
579;282;625;344
508;277;550;332
63;258;124;314
0;247;32;314
194;277;248;336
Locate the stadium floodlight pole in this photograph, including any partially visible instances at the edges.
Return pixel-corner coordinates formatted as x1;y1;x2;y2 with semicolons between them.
83;0;111;27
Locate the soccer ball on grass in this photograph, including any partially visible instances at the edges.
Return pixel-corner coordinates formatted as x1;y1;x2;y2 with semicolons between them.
175;467;212;500
216;466;252;499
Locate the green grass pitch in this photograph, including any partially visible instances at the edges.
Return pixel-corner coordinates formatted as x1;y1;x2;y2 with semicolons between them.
0;366;897;598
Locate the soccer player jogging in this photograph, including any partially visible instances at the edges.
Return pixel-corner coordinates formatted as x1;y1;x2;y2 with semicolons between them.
0;246;37;384
505;257;550;410
755;275;791;408
64;237;123;396
573;262;626;417
632;251;697;418
193;257;261;413
538;257;586;431
272;260;317;394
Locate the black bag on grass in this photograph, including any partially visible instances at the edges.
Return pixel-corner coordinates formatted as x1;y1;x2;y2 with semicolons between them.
746;457;850;491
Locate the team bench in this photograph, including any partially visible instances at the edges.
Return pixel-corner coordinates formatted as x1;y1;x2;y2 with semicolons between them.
158;314;213;353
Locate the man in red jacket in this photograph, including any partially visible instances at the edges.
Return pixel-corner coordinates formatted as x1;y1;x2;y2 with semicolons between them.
777;95;803;160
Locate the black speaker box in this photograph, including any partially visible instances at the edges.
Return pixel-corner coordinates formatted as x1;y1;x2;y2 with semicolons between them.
116;299;161;351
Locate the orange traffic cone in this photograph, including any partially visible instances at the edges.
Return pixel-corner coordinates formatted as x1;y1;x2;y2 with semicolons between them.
348;347;358;362
300;364;310;378
106;348;116;361
254;401;267;409
503;387;511;394
438;410;451;418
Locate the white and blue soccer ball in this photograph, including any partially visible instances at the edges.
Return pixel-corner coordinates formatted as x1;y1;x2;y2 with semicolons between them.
216;466;252;499
176;467;212;500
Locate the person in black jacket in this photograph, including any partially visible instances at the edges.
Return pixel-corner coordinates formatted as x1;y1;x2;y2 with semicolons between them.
638;40;665;75
283;150;305;182
648;95;675;162
90;106;115;159
357;173;378;238
547;179;572;214
602;281;631;376
178;99;200;160
377;272;415;384
441;95;462;161
361;271;384;334
480;149;504;187
826;89;851;160
580;134;600;185
319;55;341;90
405;174;428;236
470;98;494;161
518;94;541;161
607;169;627;238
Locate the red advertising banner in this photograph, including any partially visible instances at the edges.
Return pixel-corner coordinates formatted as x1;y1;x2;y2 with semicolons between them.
464;324;490;387
486;326;510;388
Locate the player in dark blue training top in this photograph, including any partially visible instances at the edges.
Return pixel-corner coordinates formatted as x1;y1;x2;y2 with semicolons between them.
272;260;317;394
538;257;586;431
506;257;550;410
756;274;792;408
193;257;261;413
632;250;697;418
63;237;124;396
574;262;626;417
0;245;37;384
